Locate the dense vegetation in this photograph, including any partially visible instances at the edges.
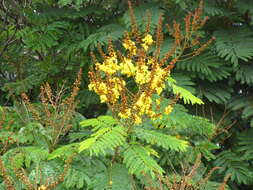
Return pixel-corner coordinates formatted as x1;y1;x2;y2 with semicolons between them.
0;0;253;189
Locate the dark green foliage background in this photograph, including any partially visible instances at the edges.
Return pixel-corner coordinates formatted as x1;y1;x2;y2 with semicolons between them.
0;0;253;189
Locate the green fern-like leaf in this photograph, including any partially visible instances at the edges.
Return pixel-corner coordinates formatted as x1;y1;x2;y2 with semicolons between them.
78;24;125;52
171;73;196;94
228;96;253;125
123;144;164;177
79;126;127;155
89;163;133;190
198;83;232;104
2;146;48;169
176;52;231;82
204;0;227;16
134;128;188;152
80;115;118;128
48;143;79;160
167;77;204;105
237;129;253;160
236;64;253;85
151;104;216;141
214;150;253;184
18;21;70;53
214;28;253;65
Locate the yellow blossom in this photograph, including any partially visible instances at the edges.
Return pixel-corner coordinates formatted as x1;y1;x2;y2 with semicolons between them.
141;43;149;51
164;105;173;114
100;95;107;103
98;56;120;75
133;115;142;124
118;108;131;119
38;185;47;190
156;98;161;105
134;93;152;115
147;110;156;120
147;58;155;65
120;57;136;77
142;34;153;45
135;65;151;85
123;39;137;55
88;83;95;91
156;88;162;95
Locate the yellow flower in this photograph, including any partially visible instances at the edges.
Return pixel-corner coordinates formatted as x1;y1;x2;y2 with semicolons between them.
156;87;163;95
38;185;47;190
147;58;155;65
98;56;120;75
141;43;149;51
88;83;95;91
134;93;152;115
164;105;173;114
135;65;151;85
100;95;107;103
156;98;161;105
147;110;156;120
133;115;142;124
123;40;137;55
120;57;136;77
142;34;153;45
118;108;131;119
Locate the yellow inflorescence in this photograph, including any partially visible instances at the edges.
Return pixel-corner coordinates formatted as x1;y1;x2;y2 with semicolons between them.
123;39;137;55
141;34;153;51
151;66;168;95
135;65;151;85
120;57;136;77
133;92;152;115
88;77;125;104
96;54;119;75
164;105;173;115
118;108;131;119
89;33;174;125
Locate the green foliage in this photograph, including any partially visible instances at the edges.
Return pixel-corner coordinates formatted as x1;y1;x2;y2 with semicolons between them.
214;151;253;184
167;77;204;105
134;128;188;151
1;0;253;189
123;144;164;177
214;28;253;65
228;96;253;126
18;21;70;53
89;163;133;190
79;116;127;156
176;52;231;82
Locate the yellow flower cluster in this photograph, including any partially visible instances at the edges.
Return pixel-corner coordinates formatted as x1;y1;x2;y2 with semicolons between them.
134;93;152;114
88;77;125;104
151;65;168;95
118;108;131;119
120;57;136;77
123;39;137;55
96;54;119;75
135;64;151;85
131;92;159;124
141;34;153;51
164;105;173;114
88;82;108;103
89;33;174;125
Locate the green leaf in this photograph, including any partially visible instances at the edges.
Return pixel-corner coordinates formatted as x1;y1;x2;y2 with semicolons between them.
214;28;253;65
134;128;188;152
79;126;127;155
123;144;164;177
168;77;204;105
